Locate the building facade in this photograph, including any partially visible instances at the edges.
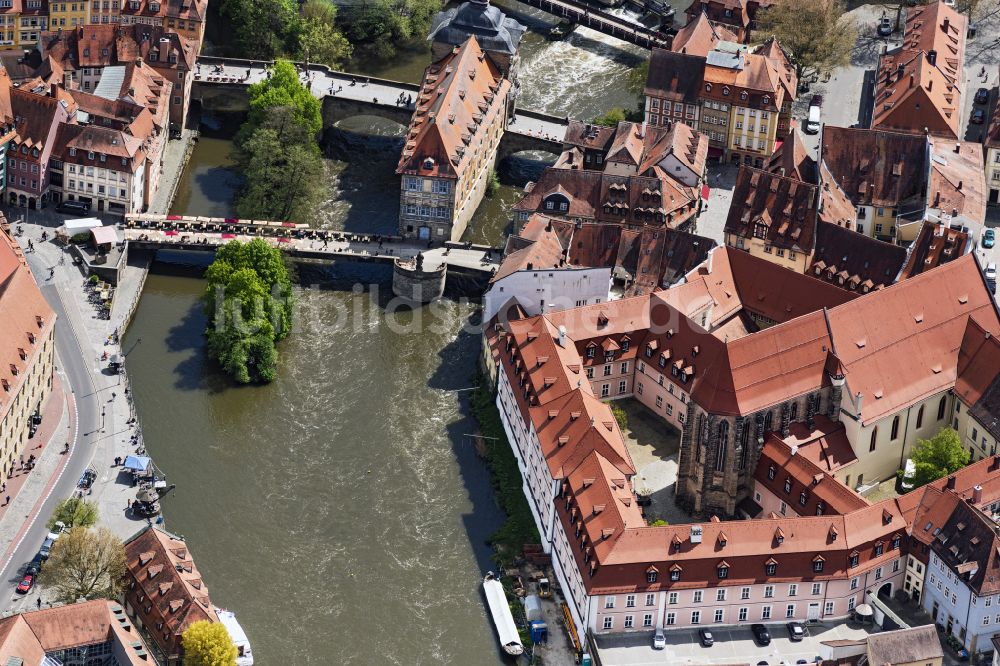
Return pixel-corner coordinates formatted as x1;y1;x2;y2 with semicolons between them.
0;217;55;487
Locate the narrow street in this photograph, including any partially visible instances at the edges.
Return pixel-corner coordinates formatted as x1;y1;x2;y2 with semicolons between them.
0;210;152;607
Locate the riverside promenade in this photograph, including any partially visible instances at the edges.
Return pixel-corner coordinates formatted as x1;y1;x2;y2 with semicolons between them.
0;209;160;611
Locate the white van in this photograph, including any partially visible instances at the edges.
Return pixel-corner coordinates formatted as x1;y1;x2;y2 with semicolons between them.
805;105;821;134
901;458;916;491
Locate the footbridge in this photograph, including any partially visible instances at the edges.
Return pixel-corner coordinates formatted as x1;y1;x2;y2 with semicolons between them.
518;0;669;48
121;214;501;276
191;57;566;153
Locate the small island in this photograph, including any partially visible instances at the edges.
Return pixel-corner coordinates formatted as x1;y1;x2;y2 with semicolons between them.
203;239;294;383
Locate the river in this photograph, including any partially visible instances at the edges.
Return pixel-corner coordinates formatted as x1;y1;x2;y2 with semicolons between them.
135;5;684;663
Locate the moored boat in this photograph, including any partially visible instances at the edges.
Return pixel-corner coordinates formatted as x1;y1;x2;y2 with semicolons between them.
483;572;524;656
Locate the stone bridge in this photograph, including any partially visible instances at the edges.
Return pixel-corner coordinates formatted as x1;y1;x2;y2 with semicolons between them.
192;57;565;161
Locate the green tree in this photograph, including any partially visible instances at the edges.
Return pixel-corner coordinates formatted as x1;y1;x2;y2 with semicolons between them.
910;428;969;487
242;60;323;145
341;0;443;60
218;0;300;59
181;620;238;666
235;123;326;224
296;0;352;68
44;527;126;602
628;58;649;95
592;108;627;127
755;0;857;80
204;239;294;384
610;402;628;432
47;497;98;530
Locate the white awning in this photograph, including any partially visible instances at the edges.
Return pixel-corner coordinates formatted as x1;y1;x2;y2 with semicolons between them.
60;217;103;232
91;225;119;245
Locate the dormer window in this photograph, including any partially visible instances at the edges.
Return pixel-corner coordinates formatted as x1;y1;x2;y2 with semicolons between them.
669;565;681;581
644;344;653;358
658;355;666;368
717;562;729;579
705;83;712;92
784;478;792;493
762;95;770;105
99;153;106;162
723;86;730;96
740;91;748;101
69;148;76;157
874;542;884;557
646;567;658;583
849;552;859;568
87;151;94;160
765;561;777;576
815;501;824;516
799;491;807;506
586;346;595;358
891;535;901;550
767;465;775;480
620;340;629;352
813;556;825;573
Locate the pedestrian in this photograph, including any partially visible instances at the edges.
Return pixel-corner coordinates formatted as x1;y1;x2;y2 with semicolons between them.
36;598;41;609
5;495;9;506
127;498;132;510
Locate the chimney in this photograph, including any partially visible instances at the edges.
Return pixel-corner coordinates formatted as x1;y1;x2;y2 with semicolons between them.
909;73;914;88
974;485;983;504
526;262;533;270
928;50;937;66
897;63;905;80
942;16;950;33
855;391;863;414
955;142;961;153
558;325;567;347
946;475;956;490
958;180;962;191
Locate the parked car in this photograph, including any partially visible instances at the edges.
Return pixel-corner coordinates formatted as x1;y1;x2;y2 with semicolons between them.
46;521;66;542
983;228;995;249
877;16;893;36
698;628;714;647
986;262;997;294
810;94;823;108
787;622;805;641
972;109;987;125
805;105;821;134
26;553;44;575
15;572;34;594
57;199;89;215
751;623;771;645
652;627;666;650
976;87;991;105
38;537;54;560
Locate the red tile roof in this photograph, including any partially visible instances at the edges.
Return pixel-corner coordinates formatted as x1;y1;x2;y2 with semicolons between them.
725;166;819;253
824;254;1000;424
671;11;739;56
397;37;509;179
821;126;927;208
872;1;966;138
809;221;907;292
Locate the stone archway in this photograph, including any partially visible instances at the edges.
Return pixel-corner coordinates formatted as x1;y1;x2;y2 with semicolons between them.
877;582;893;600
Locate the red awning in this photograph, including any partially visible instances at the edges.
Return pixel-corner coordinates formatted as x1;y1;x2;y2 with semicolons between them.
281;222;296;228
224;218;238;223
278;237;292;243
701;184;710;201
221;233;236;239
166;215;182;220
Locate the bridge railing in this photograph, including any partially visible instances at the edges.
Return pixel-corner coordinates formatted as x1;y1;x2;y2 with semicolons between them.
195;56;422;93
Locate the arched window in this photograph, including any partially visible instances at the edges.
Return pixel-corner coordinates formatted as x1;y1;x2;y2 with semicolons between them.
715;421;729;472
763;410;773;432
916;405;924;429
937;395;947;421
739;421;751;470
891;415;900;440
790;401;799;421
869;427;878;452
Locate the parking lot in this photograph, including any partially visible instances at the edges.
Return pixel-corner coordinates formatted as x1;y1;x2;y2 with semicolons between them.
594;621;876;666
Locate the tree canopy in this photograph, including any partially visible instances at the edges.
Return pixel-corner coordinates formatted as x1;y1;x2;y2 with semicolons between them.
47;497;98;530
219;0;351;66
339;0;443;60
45;527;126;602
910;428;968;488
182;621;238;666
243;60;323;143
204;239;293;384
755;0;857;80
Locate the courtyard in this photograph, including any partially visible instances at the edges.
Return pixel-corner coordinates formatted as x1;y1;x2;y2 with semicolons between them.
616;398;693;526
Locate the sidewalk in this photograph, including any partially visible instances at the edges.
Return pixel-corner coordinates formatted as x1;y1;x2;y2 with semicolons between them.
0;375;72;561
12;215;158;547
